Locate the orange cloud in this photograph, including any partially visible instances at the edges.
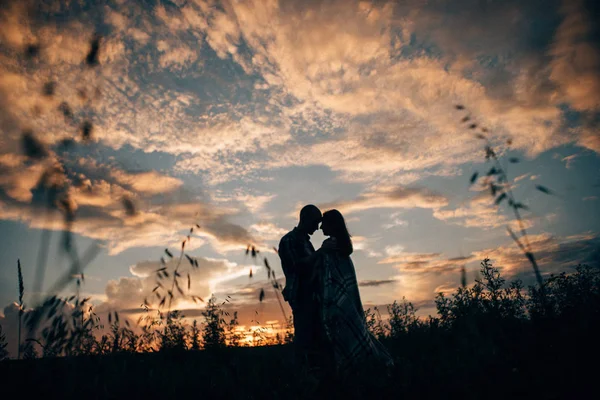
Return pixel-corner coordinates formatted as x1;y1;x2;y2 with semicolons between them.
110;169;183;195
548;0;600;113
2;0;597;194
319;186;449;215
0;154;254;254
472;232;600;279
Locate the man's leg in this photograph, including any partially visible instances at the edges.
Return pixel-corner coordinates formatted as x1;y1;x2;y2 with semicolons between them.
309;306;334;376
292;306;310;370
310;306;337;396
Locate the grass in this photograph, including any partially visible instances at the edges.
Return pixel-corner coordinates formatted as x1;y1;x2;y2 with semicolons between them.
1;303;597;399
2;260;598;399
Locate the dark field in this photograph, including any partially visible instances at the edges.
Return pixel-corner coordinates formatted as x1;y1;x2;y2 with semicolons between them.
0;326;596;400
2;262;599;400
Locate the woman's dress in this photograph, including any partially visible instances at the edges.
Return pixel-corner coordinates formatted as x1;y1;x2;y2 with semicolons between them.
314;238;394;374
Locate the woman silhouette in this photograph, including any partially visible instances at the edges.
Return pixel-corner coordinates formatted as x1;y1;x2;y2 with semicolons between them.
314;209;394;376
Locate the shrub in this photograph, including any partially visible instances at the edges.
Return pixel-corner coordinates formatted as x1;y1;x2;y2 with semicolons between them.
201;296;226;349
160;311;188;351
388;298;420;339
435;258;526;327
0;325;8;361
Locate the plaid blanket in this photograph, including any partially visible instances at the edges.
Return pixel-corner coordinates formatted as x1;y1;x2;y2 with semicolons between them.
315;238;394;374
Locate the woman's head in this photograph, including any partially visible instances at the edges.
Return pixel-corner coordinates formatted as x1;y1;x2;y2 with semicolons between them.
320;209;353;256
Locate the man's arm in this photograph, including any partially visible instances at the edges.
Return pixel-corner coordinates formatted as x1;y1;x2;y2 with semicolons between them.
296;251;319;271
278;236;298;275
278;236;318;275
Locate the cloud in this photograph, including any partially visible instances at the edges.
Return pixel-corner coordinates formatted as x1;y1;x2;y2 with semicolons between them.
472;232;600;279
110;169;183;195
548;0;600;113
97;256;244;312
514;173;531;183
0;161;47;202
248;222;287;242
1;0;598;197
359;279;397;287
320;186;449;215
379;251;441;266
432;188;550;231
379;247;473;275
382;211;409;229
433;195;510;230
0;0;289;187
200;0;595;172
0;2;33;49
212;190;276;215
371;232;597;305
350;235;379;256
433;282;461;295
579;115;600;153
0;155;254;254
156;40;198;71
561;154;579;169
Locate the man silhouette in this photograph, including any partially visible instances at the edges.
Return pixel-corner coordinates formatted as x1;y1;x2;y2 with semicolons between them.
278;204;322;370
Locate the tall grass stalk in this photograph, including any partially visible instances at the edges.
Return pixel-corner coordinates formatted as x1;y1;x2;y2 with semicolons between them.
247;246;288;323
483;142;544;289
17;259;24;360
166;240;187;317
456;104;551;292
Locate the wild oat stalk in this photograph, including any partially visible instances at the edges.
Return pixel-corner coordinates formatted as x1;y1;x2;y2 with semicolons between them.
247;245;288;323
166;239;187;316
146;225;203;324
17;259;24;360
265;257;288;322
456;104;554;292
19;37;105;355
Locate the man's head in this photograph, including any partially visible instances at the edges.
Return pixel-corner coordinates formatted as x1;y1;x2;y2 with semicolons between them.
298;204;322;235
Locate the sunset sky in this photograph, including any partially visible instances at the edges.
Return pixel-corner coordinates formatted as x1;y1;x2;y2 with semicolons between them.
0;0;599;356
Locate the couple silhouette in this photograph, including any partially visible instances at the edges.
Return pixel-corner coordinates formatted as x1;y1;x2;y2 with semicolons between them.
278;205;393;378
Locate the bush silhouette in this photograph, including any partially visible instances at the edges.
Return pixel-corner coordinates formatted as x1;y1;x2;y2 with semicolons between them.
201;296;226;349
